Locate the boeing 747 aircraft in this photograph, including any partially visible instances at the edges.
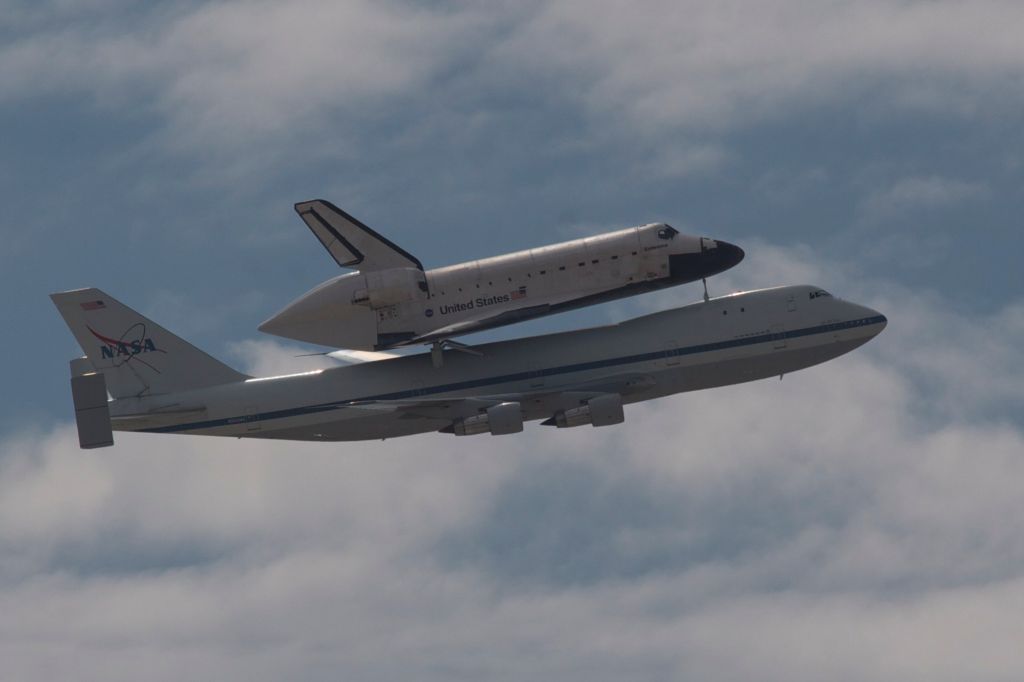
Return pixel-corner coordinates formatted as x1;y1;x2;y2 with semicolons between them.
53;285;885;448
257;200;745;354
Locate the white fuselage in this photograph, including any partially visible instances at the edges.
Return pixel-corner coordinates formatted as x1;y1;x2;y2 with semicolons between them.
258;223;744;350
113;285;886;442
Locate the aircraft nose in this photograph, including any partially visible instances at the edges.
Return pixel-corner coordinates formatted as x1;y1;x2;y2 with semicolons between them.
870;309;888;332
849;303;888;336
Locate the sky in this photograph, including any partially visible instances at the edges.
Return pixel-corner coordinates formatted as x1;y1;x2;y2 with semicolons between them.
1;0;1023;679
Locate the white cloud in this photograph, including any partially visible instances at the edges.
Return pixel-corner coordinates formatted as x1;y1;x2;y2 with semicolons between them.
505;0;1024;132
152;1;484;145
629;143;733;180
860;175;991;220
4;0;1023;161
754;167;830;205
226;338;405;378
0;1;486;150
226;337;340;377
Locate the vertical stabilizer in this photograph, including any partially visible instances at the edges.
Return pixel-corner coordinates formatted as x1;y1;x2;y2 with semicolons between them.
294;200;422;271
50;288;248;398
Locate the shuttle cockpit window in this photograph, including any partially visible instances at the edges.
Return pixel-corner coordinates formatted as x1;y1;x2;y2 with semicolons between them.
657;225;679;240
809;290;832;300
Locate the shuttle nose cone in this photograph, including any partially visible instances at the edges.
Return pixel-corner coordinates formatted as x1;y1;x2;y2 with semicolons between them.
668;238;745;282
716;240;745;269
703;239;745;275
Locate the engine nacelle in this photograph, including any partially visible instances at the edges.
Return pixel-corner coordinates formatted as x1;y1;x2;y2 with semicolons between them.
449;402;524;436
547;393;624;428
354;267;427;309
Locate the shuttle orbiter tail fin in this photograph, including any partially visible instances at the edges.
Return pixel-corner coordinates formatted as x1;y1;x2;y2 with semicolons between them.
294;199;423;272
50;288;249;399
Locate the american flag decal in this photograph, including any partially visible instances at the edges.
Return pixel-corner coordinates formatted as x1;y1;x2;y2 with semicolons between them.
80;300;106;311
510;286;527;300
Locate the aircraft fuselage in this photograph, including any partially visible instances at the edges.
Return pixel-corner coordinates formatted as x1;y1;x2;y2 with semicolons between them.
113;285;886;442
258;219;744;350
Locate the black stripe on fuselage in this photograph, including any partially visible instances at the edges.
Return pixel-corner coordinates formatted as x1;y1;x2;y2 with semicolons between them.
142;315;885;434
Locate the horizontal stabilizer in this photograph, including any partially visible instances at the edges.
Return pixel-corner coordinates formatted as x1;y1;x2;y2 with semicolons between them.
294;200;422;271
71;371;113;448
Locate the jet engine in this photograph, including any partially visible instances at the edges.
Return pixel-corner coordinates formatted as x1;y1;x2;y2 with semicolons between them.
446;402;524;436
543;393;624;428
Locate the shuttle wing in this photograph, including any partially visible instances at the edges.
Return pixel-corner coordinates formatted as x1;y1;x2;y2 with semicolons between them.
411;281;678;346
294;199;423;272
412;304;554;343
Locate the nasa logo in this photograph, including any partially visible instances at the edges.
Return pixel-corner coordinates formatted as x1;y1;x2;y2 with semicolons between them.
99;338;157;359
88;325;161;360
425;308;434;318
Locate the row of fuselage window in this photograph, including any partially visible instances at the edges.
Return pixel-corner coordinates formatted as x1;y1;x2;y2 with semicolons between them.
426;250;642;298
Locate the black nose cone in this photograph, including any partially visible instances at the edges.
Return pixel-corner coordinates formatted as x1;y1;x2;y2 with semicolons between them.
715;240;745;271
668;239;746;282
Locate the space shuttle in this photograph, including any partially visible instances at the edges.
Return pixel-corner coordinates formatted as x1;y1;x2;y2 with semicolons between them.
258;200;745;352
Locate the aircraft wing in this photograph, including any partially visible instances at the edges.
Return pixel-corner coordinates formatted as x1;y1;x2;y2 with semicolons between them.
343;372;657;422
294;199;423;271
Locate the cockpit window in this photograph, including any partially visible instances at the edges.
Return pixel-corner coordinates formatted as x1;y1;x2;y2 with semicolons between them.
657;225;679;240
809;290;832;300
